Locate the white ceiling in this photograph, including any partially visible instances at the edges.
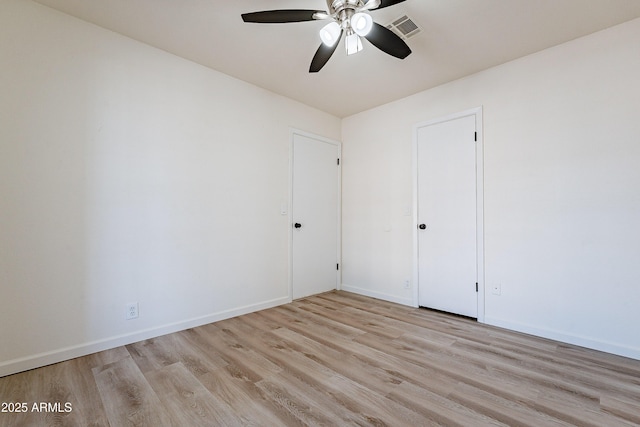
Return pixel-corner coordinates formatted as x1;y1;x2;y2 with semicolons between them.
32;0;640;117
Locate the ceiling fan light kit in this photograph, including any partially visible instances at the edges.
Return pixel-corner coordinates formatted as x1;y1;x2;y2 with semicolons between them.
351;12;373;36
241;0;411;72
320;21;342;47
345;31;364;55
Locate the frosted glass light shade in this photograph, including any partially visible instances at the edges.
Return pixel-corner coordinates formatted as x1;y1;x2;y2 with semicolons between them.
351;13;373;36
345;33;363;55
320;22;341;47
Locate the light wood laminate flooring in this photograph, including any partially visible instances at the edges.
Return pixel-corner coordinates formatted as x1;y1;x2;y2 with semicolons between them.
1;291;639;426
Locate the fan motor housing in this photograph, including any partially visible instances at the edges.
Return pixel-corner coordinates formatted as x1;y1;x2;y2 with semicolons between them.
328;0;363;27
327;0;361;16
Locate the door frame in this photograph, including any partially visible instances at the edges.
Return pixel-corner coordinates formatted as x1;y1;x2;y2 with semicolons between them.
411;107;485;322
289;128;342;302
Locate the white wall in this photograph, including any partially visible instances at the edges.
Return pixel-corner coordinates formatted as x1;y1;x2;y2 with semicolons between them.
342;18;640;359
0;0;341;376
2;0;638;377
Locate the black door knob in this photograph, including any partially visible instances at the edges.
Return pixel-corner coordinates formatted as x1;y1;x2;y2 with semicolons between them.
294;223;302;229
418;224;427;230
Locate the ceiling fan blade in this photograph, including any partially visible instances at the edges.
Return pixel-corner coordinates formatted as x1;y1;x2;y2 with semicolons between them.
241;10;325;23
363;22;411;59
309;32;343;73
375;0;407;10
360;0;382;11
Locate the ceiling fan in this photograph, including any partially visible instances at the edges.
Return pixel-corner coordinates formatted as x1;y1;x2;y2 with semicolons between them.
241;0;411;73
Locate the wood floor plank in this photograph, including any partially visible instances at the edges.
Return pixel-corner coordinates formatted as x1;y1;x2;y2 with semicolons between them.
556;342;640;375
398;332;599;401
196;322;284;381
271;326;407;394
352;331;540;403
259;294;640;426
600;394;640;424
126;331;225;378
176;327;230;370
317;292;461;340
82;346;132;371
315;373;437;426
0;358;109;427
60;357;111;427
255;375;344;426
294;298;407;339
224;318;417;426
533;392;637;427
448;382;569;427
270;303;368;339
258;306;464;402
450;336;640;396
257;304;373;355
2;290;639;426
197;366;297;427
0;369;39;427
144;362;240;426
92;356;174;427
386;380;509;427
125;336;180;374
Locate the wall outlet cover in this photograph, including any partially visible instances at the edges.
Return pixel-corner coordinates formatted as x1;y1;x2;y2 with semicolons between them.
126;303;139;320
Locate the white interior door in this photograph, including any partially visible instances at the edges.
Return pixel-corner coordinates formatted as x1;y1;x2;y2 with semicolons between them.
291;132;340;299
417;114;478;318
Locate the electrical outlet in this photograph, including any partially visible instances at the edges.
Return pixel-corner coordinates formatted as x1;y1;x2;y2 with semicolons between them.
126;303;139;320
403;279;411;289
491;283;502;296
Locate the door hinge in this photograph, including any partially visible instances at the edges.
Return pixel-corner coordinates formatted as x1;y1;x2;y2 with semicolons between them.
337;158;340;166
476;282;478;292
474;132;477;142
337;263;339;270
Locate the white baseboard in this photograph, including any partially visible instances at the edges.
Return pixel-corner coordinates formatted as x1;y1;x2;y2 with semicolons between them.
0;296;290;378
6;295;636;378
341;284;414;307
340;286;639;361
484;316;640;361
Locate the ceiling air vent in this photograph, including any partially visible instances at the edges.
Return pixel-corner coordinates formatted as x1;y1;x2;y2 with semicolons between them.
386;15;421;40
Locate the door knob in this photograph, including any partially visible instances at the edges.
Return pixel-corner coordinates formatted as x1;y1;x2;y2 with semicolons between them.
418;224;427;230
294;223;302;229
